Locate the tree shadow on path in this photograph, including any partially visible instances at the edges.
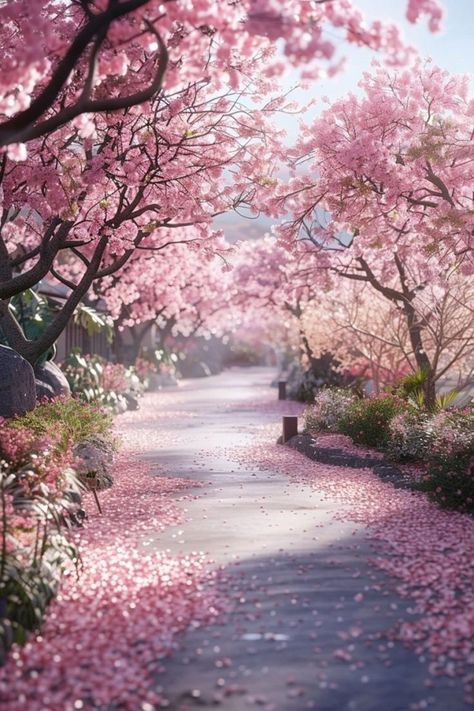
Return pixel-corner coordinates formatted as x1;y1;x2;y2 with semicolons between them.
155;536;468;711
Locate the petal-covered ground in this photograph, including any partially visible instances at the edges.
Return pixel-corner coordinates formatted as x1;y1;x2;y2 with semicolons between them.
1;368;473;710
246;438;474;698
234;397;474;704
153;370;474;709
0;398;222;711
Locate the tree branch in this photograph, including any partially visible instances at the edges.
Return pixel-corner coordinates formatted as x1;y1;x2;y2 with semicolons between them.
0;3;167;146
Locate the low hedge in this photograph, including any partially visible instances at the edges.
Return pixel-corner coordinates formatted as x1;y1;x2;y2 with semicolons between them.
305;389;474;514
0;397;114;664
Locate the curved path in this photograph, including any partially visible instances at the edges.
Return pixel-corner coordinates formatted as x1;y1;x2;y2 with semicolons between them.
130;368;469;711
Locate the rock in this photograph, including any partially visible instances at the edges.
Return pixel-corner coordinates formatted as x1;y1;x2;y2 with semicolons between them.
35;379;56;402
179;360;212;378
285;432;419;491
124;392;139;410
0;345;36;418
148;372;178;390
373;463;415;489
73;435;115;491
34;361;70;401
285;433;382;468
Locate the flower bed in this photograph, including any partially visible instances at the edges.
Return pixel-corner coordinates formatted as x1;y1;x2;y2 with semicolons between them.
0;398;221;710
304;389;474;513
0;398;114;664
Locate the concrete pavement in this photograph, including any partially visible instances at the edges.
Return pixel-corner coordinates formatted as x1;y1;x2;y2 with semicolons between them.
128;368;468;711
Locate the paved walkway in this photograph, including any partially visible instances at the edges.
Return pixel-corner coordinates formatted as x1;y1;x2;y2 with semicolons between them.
130;368;468;711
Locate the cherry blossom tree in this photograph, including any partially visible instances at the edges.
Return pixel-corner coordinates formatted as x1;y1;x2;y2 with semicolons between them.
0;1;445;366
97;234;237;362
275;61;474;406
303;276;474;395
0;81;281;363
0;0;443;149
232;236;320;363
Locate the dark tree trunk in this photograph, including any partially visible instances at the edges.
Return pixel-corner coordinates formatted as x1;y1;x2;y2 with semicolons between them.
404;300;436;408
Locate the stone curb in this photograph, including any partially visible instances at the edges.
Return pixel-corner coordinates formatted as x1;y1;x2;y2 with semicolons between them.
283;432;419;490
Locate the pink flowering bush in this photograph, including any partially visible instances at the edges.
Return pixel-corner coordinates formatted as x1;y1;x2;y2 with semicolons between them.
100;362;129;394
1;399;115;662
305;388;357;433
0;423;80;661
419;408;474;513
134;357;157;383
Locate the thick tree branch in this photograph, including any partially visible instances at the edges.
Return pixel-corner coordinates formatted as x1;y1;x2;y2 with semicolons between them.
27;235;109;362
0;219;73;299
0;3;167;146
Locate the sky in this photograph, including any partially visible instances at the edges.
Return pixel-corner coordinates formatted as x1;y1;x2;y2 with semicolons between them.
216;0;474;242
305;0;474;104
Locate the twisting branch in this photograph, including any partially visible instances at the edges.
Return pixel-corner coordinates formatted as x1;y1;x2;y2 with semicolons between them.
0;2;168;146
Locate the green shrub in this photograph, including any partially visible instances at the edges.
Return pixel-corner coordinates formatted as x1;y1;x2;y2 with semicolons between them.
418;451;474;514
338;395;408;449
63;352;146;412
417;408;474;513
10;397;113;454
386;410;434;462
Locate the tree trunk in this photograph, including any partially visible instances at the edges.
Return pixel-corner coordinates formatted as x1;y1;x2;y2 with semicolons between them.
0;236;108;364
404;300;436;408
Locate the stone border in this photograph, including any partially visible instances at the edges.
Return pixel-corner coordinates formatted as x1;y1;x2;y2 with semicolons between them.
283;433;419;490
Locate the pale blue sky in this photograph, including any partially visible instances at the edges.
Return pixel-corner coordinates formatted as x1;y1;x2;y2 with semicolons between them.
218;0;474;240
284;0;473;118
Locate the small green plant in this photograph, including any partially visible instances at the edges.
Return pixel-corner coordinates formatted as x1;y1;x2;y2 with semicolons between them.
434;389;460;411
396;369;459;412
397;369;428;400
10;398;114;454
338;395;408;449
73;304;114;342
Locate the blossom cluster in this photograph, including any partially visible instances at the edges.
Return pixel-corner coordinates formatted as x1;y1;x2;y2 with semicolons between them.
305;388;357;433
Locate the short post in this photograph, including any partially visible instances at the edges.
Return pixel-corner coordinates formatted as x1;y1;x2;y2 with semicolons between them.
282;416;298;443
92;489;102;515
278;381;287;400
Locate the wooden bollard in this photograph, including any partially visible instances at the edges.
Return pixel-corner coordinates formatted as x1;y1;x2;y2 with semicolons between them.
282;416;298;443
278;381;287;400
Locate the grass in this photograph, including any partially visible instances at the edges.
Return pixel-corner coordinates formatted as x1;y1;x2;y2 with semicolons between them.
9;397;115;453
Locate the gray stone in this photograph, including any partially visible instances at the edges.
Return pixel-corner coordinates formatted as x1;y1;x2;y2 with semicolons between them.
285;433;382;468
35;379;56;402
179;360;212;378
124;392;139;411
34;361;70;401
148;372;179;390
0;345;36;418
285;432;419;490
73;435;115;491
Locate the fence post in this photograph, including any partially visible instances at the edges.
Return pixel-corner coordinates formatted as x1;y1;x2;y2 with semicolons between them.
282;416;298;443
278;381;287;400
